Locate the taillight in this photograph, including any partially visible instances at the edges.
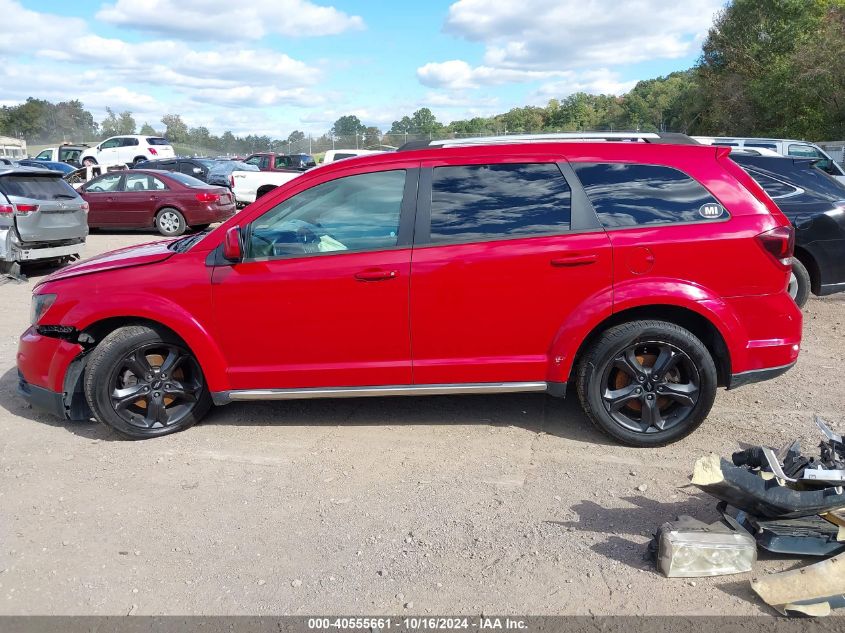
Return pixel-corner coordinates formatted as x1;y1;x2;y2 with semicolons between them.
15;203;39;216
195;192;220;203
756;225;795;267
149;147;158;155
229;175;235;189
0;203;13;216
80;201;89;213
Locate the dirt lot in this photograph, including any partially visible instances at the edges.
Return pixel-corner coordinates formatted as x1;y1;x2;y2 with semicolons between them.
1;231;844;616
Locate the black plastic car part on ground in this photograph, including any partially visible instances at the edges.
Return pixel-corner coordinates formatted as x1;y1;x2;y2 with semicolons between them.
732;153;845;302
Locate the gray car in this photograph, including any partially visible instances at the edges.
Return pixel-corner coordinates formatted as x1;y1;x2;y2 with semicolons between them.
0;166;88;274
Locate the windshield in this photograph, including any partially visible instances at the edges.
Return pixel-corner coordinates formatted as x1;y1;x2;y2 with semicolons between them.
146;137;171;146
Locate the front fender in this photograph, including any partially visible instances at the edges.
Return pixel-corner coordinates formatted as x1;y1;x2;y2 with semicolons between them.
65;293;231;392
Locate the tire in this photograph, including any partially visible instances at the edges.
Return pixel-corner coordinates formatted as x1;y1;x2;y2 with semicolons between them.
576;320;717;447
82;157;97;167
132;156;146;167
83;325;212;439
789;259;811;308
155;207;186;236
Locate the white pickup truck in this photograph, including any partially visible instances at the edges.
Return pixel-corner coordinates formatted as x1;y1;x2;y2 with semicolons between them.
231;169;302;206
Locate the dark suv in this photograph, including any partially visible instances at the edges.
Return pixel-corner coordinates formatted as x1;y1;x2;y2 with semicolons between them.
17;134;801;446
732;153;845;307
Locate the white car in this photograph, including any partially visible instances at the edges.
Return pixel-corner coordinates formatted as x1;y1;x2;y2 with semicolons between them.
231;169;301;206
79;135;175;168
693;136;845;183
322;149;382;163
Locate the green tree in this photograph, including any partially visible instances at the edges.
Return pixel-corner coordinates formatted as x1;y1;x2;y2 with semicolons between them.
117;111;136;135
160;113;188;143
331;115;366;138
697;0;845;137
410;107;442;136
139;123;156;135
363;126;382;147
100;107;120;137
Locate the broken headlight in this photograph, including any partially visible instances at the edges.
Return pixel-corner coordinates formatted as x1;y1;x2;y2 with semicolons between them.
657;516;757;577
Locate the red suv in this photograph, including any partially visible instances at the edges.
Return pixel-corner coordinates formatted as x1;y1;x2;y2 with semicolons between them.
16;135;802;446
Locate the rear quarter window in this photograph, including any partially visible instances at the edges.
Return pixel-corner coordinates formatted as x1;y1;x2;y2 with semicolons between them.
572;163;726;228
0;175;79;200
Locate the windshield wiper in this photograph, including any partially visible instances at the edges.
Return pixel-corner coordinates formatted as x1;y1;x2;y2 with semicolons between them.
167;229;211;253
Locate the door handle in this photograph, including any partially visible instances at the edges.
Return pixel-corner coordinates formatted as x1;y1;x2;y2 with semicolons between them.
550;254;598;267
355;269;399;281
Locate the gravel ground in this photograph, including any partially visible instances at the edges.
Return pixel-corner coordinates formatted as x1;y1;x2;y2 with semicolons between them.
1;231;844;616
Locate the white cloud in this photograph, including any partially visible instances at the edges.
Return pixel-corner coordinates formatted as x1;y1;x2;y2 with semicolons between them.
0;0;88;53
417;60;569;90
443;0;723;70
534;69;638;100
96;0;364;41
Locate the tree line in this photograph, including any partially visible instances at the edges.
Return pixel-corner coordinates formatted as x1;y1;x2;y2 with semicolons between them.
2;0;844;153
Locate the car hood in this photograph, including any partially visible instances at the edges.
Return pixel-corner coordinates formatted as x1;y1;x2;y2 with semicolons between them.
37;239;175;286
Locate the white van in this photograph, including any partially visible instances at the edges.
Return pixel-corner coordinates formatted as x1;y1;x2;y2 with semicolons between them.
693;137;845;183
79;135;175;168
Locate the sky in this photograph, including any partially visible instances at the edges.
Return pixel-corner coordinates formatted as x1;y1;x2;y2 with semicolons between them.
0;0;726;137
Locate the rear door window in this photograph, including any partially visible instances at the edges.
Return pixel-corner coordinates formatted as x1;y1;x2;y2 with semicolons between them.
572;163;725;227
125;173;154;191
85;173;123;192
429;163;571;244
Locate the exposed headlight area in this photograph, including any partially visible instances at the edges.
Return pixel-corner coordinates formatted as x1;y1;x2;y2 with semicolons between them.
30;293;56;325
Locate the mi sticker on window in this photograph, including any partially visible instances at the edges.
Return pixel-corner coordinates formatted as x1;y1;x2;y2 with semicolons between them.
699;203;724;219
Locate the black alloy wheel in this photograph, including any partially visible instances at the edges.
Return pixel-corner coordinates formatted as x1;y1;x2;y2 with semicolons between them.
576;320;717;446
108;343;202;430
84;325;211;439
599;341;700;434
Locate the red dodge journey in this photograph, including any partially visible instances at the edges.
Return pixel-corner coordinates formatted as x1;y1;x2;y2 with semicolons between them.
17;134;802;446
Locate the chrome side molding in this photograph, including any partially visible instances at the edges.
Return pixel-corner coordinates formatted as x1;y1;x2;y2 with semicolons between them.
213;382;550;404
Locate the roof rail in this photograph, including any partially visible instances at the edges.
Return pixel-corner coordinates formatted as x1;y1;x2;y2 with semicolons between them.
396;131;697;151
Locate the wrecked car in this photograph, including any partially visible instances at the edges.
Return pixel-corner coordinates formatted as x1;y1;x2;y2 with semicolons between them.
0;166;88;276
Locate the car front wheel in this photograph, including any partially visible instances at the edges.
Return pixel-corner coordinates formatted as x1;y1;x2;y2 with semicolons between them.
576;320;717;447
155;207;186;236
83;325;212;439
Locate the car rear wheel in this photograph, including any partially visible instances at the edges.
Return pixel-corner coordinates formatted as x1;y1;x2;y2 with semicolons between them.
576;320;717;447
83;325;212;439
132;156;146;167
155;207;186;236
788;259;810;308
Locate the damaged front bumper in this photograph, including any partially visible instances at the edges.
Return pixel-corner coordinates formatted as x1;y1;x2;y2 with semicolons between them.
691;454;845;519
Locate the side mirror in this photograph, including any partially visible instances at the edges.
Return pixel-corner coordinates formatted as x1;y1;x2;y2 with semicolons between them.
223;226;243;262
